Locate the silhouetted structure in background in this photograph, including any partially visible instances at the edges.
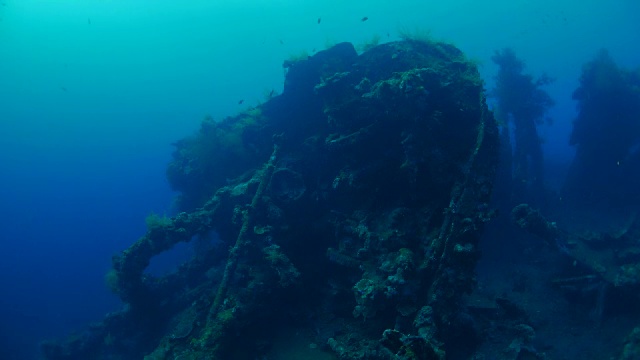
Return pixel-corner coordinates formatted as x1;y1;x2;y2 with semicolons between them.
563;50;640;211
491;48;554;209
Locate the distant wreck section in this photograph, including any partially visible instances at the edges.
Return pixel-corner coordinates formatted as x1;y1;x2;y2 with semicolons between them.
42;40;498;360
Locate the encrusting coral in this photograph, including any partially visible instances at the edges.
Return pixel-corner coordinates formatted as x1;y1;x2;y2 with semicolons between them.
42;40;499;360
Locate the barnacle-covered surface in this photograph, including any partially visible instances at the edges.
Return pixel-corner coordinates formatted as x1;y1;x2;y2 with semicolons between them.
42;40;498;360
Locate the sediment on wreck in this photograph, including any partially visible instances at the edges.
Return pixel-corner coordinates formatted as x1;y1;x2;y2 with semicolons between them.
42;39;499;360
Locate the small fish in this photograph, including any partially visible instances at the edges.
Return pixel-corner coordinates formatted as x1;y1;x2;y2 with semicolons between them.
88;18;91;25
61;86;68;92
361;16;368;22
238;99;244;105
317;17;321;24
268;89;275;98
279;39;284;45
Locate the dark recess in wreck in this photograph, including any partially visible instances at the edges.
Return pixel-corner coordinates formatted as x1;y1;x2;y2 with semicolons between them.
42;39;499;360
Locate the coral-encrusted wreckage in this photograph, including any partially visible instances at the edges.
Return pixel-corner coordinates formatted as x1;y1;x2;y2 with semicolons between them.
42;40;499;359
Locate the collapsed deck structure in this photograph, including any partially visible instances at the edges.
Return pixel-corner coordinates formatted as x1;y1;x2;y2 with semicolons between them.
43;39;499;360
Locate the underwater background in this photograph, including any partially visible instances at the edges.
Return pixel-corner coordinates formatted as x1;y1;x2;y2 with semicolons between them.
1;0;639;359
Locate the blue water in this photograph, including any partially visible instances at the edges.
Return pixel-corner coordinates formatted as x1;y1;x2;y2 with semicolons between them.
1;1;639;358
